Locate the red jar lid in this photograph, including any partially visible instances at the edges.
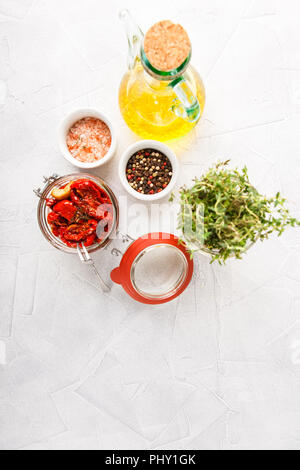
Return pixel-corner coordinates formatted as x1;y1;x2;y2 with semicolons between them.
111;233;193;304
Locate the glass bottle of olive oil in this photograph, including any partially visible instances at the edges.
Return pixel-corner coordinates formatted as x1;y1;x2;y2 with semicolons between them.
119;10;206;142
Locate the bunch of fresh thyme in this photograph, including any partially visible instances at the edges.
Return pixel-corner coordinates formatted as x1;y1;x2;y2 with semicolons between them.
178;161;300;264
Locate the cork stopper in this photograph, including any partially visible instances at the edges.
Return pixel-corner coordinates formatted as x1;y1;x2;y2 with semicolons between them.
144;20;191;72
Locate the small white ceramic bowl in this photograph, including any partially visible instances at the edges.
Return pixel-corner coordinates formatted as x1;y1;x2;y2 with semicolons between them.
59;108;117;169
119;140;179;201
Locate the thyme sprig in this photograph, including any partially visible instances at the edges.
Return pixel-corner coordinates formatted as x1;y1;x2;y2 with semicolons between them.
178;161;300;264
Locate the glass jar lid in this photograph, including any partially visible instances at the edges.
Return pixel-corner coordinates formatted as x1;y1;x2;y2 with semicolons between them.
130;244;188;300
111;233;194;305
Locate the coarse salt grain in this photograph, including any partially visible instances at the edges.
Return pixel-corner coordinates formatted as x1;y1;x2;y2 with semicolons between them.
67;117;111;163
144;20;191;72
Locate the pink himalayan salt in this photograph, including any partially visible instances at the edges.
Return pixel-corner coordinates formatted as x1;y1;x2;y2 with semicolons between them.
67;117;111;163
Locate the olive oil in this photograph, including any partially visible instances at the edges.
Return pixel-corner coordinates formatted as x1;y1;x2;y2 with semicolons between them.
119;62;205;141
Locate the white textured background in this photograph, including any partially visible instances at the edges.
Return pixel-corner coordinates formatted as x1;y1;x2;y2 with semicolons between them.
1;0;300;451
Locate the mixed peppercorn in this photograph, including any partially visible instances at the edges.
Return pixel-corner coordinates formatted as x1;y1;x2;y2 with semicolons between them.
126;148;173;195
46;178;113;248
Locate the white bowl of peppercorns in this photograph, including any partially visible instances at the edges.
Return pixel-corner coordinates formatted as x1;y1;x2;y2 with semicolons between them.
119;140;179;201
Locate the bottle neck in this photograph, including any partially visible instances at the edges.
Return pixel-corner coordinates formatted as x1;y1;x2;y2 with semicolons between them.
143;69;171;90
140;46;191;82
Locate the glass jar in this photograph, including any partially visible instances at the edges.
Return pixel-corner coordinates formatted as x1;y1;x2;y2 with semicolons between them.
37;173;119;254
111;233;194;304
